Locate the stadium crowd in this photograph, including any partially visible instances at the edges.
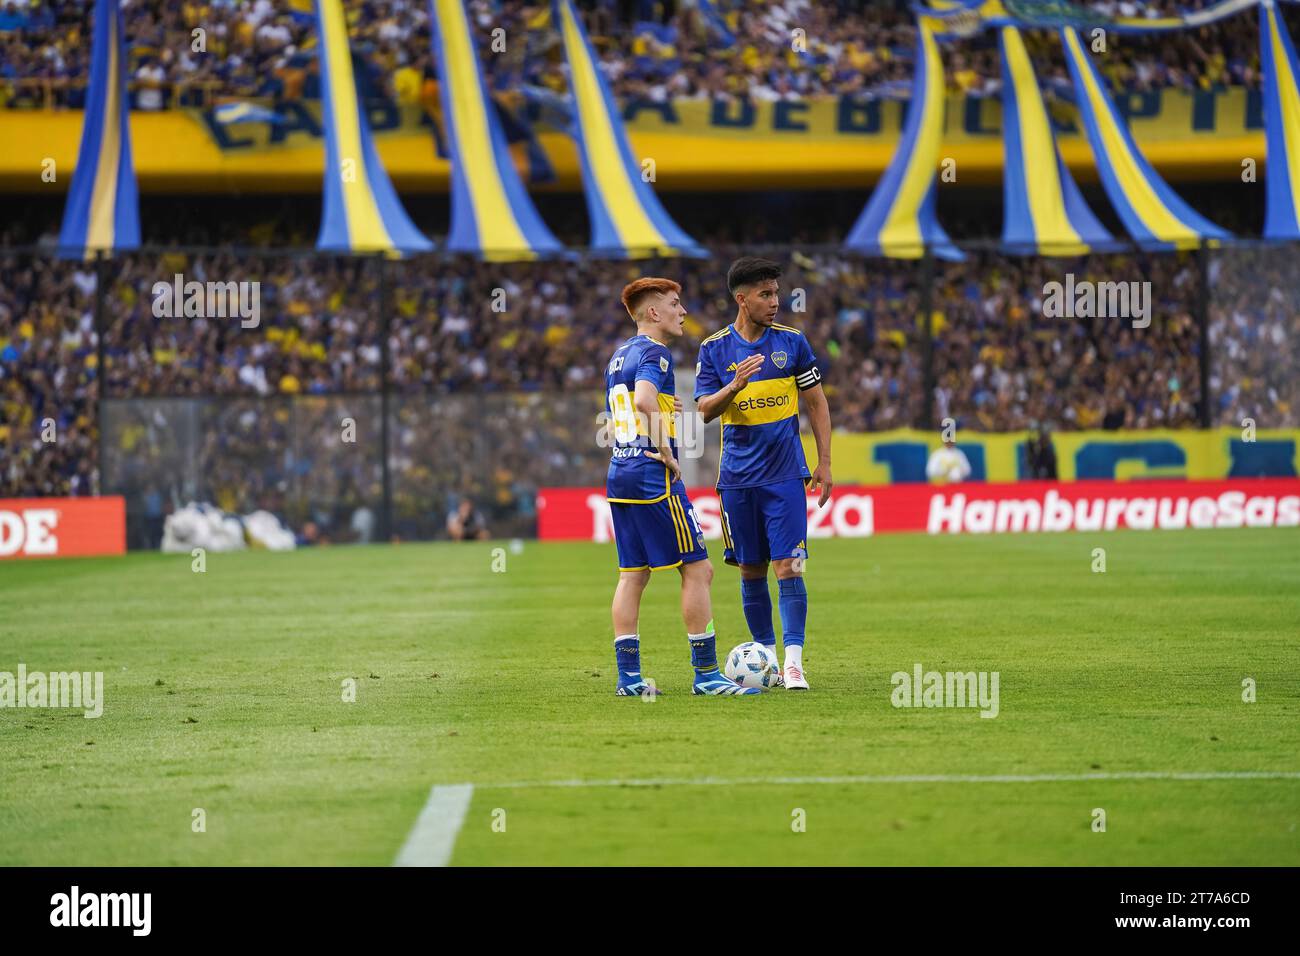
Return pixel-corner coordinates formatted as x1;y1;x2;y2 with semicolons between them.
1207;245;1300;432
0;0;1288;111
4;227;1296;541
0;252;99;498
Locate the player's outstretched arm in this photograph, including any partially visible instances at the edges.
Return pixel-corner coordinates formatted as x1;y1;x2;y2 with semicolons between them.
696;353;765;423
803;382;833;507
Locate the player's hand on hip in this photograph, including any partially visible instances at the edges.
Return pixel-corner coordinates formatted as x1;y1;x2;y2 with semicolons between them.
647;450;682;485
808;461;833;507
672;396;684;413
730;353;765;391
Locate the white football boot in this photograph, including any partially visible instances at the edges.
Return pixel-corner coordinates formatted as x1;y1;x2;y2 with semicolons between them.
783;662;809;691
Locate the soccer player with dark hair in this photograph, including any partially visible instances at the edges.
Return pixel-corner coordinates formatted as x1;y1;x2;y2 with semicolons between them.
603;277;759;697
694;257;834;690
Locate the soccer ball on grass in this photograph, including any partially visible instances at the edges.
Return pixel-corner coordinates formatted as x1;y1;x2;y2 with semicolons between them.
723;642;780;690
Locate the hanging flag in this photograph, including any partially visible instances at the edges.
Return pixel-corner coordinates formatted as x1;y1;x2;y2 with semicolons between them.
526;5;552;30
212;101;286;126
1060;27;1229;250
919;0;1261;34
553;0;703;257
428;0;562;260
998;26;1112;255
58;0;139;259
287;0;315;24
314;0;432;254
696;0;737;46
845;20;962;259
1259;0;1300;239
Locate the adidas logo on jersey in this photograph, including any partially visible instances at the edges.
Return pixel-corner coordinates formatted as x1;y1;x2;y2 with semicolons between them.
726;362;738;372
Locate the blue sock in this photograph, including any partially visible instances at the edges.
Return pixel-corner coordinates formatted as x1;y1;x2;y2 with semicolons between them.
777;577;807;648
689;628;718;675
740;577;776;648
614;635;641;684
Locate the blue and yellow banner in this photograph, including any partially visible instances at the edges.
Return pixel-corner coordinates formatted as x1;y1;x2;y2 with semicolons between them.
287;0;315;23
998;26;1112;255
553;0;703;258
697;0;736;45
314;0;431;253
4;87;1276;194
810;428;1300;485
58;0;139;259
844;20;962;260
429;0;562;261
1060;27;1231;250
923;0;1268;35
1259;0;1300;239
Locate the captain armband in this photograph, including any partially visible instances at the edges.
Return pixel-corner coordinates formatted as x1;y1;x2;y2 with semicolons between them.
795;367;821;390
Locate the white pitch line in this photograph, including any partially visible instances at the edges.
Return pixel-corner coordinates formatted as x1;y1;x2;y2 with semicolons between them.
470;770;1300;790
394;783;474;867
396;771;1299;863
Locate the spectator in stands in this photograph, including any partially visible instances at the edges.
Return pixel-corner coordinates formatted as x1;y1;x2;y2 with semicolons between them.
351;505;375;543
447;494;490;541
0;0;1284;108
133;55;167;111
926;437;973;484
1025;428;1058;480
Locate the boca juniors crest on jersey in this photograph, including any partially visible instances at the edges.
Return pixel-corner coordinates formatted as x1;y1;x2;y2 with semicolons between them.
771;350;788;369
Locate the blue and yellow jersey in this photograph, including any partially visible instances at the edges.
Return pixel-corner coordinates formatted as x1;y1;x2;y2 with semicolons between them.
694;323;821;489
604;334;687;503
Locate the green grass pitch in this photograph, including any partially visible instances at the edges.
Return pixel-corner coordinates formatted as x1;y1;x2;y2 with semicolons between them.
1;528;1297;866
